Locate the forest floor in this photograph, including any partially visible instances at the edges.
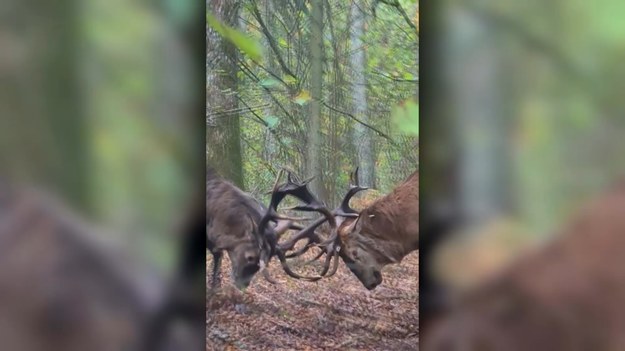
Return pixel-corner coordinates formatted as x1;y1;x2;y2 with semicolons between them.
206;250;418;351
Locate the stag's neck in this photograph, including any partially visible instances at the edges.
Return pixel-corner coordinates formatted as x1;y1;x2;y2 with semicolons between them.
359;178;419;264
359;211;419;264
368;235;414;264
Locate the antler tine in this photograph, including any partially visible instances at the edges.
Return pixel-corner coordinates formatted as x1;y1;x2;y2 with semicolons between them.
325;250;342;277
278;216;326;252
303;230;341;278
261;267;278;284
273;214;313;221
337;187;368;216
258;168;291;267
275;250;324;281
350;167;360;186
303;247;326;264
272;169;285;191
333;168;368;216
284;239;316;258
286;170;298;183
315;249;335;276
275;173;337;228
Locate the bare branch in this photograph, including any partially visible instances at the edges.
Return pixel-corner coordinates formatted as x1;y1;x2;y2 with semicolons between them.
249;1;298;79
320;100;396;143
375;0;417;34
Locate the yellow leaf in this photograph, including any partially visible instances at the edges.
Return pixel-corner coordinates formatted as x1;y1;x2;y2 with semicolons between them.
293;90;311;105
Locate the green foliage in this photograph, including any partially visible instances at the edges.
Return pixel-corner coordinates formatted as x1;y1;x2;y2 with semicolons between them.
392;100;419;136
283;75;297;84
293;90;311;105
265;115;280;129
207;13;263;61
260;78;280;88
212;0;419;200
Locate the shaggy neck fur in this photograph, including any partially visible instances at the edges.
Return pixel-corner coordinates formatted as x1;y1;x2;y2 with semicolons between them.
346;170;419;265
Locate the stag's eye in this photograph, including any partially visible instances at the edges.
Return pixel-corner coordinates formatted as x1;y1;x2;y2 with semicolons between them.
244;251;258;264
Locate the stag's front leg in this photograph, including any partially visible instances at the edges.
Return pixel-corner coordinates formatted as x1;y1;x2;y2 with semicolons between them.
210;250;223;288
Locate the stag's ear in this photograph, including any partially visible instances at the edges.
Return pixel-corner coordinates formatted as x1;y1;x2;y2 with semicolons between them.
338;216;360;237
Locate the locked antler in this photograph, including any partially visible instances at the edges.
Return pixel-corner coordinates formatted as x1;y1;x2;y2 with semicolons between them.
276;168;369;279
257;169;338;281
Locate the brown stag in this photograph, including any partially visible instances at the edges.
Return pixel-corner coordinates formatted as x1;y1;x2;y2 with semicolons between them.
337;170;419;289
207;167;268;289
207;167;335;288
422;179;625;350
261;169;419;290
0;181;204;351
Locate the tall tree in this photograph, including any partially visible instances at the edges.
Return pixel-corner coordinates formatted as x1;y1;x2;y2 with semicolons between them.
207;0;244;187
0;0;89;210
350;0;375;187
306;0;326;200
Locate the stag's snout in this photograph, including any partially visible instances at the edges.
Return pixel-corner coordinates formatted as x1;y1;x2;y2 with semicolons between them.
346;261;383;290
364;270;383;290
232;262;260;289
227;246;262;290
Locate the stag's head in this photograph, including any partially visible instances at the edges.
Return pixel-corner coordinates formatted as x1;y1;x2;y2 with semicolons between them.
336;215;385;290
228;241;262;289
335;169;419;290
206;212;261;289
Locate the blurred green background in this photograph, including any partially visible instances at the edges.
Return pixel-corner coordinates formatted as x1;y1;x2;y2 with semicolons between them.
0;0;202;271
427;0;625;238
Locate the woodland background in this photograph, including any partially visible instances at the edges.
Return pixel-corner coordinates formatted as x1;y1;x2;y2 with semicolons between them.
206;1;420;349
207;0;419;204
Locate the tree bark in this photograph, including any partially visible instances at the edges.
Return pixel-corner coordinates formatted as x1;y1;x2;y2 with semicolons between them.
350;0;375;188
207;0;244;188
306;0;326;201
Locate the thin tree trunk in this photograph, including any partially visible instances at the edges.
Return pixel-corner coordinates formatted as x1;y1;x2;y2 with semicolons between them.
207;0;244;188
350;0;375;188
448;8;512;223
263;0;279;164
306;0;326;201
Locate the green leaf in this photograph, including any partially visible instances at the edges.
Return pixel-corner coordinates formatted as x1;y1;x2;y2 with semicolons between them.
392;99;419;136
403;72;415;80
283;75;297;84
265;115;279;129
293;90;311;105
207;13;262;61
278;38;288;47
260;78;279;88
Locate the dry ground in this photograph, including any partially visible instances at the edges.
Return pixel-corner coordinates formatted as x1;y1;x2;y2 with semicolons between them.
207;250;419;351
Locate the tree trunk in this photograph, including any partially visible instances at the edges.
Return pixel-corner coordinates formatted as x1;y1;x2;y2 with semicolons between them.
262;0;279;164
306;0;326;201
350;0;375;188
448;8;513;224
0;0;89;210
207;0;244;188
